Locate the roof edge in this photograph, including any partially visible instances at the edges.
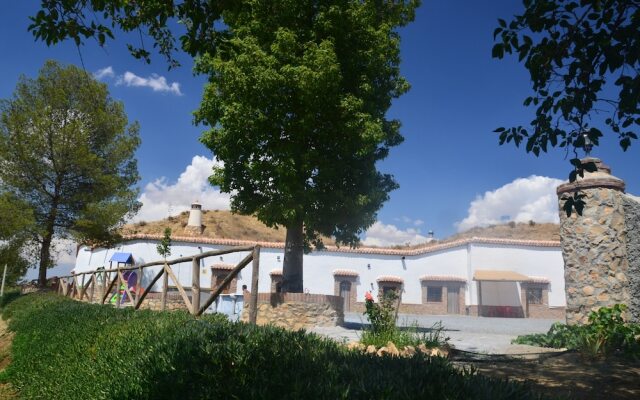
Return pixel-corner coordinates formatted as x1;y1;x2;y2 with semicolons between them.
108;234;560;256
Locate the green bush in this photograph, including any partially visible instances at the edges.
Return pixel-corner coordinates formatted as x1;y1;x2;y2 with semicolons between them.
360;291;448;349
514;304;640;358
2;293;549;399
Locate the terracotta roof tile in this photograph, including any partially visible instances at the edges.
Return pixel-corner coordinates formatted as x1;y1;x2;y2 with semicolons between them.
121;234;560;257
210;263;235;270
376;275;404;283
420;275;466;282
525;276;551;284
333;269;359;277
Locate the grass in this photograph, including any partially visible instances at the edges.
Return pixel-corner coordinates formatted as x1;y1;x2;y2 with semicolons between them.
0;292;550;399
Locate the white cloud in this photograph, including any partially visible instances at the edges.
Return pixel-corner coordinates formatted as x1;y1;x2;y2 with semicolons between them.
116;71;183;95
94;66;183;96
363;222;429;247
93;66;115;80
455;175;564;232
413;219;424;226
134;155;230;222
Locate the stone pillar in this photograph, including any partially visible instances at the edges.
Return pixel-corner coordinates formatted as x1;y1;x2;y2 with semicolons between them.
623;194;640;322
557;158;629;324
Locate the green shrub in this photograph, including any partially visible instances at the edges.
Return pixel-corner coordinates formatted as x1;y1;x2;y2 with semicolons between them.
514;304;640;359
3;293;548;399
361;291;448;349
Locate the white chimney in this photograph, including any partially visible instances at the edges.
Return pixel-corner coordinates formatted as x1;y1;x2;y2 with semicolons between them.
185;201;203;235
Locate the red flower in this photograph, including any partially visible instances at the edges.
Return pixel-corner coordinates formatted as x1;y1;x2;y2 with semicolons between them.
365;291;373;302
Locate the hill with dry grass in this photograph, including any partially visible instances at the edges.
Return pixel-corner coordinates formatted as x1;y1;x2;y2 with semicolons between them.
123;210;559;247
440;222;560;243
123;210;288;242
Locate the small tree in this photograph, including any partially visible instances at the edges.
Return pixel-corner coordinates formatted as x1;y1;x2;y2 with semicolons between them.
156;228;172;261
0;60;141;286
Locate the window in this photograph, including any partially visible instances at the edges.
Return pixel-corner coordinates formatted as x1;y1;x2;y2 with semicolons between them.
426;286;442;302
527;288;543;304
382;285;398;297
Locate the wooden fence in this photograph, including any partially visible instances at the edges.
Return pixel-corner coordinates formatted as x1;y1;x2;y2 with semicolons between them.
56;245;261;323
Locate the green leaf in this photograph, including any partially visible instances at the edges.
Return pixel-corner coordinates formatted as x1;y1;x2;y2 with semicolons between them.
491;43;504;58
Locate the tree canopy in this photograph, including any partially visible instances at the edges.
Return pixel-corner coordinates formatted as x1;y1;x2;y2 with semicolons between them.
27;1;419;292
493;0;639;157
29;0;225;69
0;60;141;285
195;1;418;291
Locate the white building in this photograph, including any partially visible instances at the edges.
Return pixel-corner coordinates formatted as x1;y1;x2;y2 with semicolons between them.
74;227;566;319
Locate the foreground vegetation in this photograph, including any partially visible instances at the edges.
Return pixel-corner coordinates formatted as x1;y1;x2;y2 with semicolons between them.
514;304;640;359
0;292;550;399
360;291;448;349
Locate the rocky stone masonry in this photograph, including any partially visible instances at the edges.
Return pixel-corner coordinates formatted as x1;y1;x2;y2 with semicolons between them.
240;293;344;330
623;194;640;322
557;158;636;324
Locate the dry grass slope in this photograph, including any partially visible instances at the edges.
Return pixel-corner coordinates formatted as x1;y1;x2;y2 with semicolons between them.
123;210;559;247
442;222;560;243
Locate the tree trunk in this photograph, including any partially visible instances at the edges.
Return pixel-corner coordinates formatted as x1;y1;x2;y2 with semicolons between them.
38;198;59;287
38;232;53;287
281;219;304;293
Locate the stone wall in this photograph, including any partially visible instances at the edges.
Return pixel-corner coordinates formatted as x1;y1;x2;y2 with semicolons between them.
240;293;343;330
623;194;640;322
558;158;632;324
74;289;190;312
138;292;190;312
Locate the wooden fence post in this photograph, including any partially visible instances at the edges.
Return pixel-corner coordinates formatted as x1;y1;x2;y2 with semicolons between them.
192;257;200;315
249;245;260;325
161;263;168;311
115;266;121;308
89;273;95;302
136;265;143;304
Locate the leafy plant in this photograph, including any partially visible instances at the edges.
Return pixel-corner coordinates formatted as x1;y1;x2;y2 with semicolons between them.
1;292;547;400
156;228;172;260
513;304;640;359
361;291;448;349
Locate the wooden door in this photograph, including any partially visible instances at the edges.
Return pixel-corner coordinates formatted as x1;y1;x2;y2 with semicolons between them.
215;274;232;294
447;286;459;314
339;281;351;312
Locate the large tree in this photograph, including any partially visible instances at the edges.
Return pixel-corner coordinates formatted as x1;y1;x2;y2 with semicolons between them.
28;1;418;292
492;0;639;158
0;60;141;286
195;1;417;292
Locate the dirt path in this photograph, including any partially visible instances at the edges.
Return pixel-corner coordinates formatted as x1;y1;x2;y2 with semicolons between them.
0;318;17;399
458;352;640;400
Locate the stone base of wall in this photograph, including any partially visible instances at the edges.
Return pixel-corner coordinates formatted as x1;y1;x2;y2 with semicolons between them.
240;293;343;330
352;302;563;319
527;305;565;320
75;290;190;312
137;292;190;312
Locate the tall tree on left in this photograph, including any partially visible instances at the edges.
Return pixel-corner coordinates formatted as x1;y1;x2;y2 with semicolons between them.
0;60;141;286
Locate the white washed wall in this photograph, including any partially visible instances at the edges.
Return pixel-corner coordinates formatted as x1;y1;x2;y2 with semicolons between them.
470;244;566;307
74;240;565;307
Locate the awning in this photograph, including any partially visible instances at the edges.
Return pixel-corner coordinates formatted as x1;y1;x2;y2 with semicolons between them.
110;252;133;264
473;270;530;282
211;263;236;270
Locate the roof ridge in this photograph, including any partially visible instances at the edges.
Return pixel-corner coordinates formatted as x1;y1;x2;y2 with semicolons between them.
121;234;560;256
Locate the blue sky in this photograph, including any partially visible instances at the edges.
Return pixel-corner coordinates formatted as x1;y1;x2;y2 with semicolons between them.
2;1;639;270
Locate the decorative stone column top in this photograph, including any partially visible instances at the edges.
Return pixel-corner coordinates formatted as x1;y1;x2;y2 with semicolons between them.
557;157;625;195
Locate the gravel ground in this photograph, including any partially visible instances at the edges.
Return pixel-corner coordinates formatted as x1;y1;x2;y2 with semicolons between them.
308;313;564;355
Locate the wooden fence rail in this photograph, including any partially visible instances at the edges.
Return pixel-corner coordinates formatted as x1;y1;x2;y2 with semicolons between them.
56;245;260;322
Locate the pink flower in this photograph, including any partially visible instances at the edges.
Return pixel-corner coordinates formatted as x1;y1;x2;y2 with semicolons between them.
365;291;373;302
